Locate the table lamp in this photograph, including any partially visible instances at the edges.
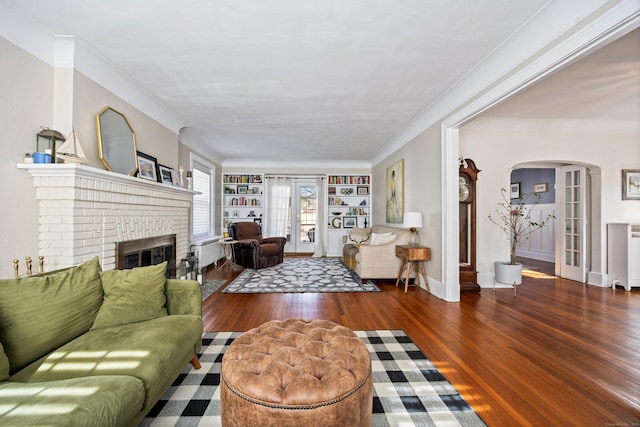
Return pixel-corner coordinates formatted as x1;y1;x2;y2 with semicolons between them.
403;212;423;246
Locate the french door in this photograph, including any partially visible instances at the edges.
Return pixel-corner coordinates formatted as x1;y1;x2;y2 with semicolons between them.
558;165;588;282
284;179;318;253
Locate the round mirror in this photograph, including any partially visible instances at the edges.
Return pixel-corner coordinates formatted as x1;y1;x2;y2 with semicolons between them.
96;107;138;176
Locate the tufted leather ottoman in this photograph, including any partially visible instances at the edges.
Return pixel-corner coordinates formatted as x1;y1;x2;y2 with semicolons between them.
220;319;372;427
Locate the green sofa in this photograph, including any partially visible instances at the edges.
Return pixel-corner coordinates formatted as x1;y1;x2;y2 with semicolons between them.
0;257;203;426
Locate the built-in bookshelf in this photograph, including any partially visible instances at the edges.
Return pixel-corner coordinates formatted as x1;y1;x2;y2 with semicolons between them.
326;174;371;256
222;173;264;233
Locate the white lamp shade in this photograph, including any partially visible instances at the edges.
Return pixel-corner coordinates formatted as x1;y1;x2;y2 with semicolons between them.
403;212;423;228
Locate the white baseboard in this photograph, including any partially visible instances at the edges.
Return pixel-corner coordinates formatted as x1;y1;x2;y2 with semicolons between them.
419;276;447;300
588;271;608;287
516;248;554;263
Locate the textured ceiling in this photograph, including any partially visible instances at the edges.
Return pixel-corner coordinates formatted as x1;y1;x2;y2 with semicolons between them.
8;1;637;163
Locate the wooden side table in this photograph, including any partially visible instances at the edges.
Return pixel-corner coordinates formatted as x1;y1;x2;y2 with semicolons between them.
395;245;430;293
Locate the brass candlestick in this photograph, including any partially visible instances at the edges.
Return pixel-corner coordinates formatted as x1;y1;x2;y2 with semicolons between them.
11;256;45;278
25;257;32;276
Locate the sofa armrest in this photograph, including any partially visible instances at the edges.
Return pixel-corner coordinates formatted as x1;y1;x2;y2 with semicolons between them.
357;241;398;257
165;279;202;317
234;239;260;257
235;239;260;249
354;240;404;279
262;236;287;247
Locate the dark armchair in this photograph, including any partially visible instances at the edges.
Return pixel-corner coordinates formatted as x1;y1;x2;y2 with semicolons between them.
228;222;287;269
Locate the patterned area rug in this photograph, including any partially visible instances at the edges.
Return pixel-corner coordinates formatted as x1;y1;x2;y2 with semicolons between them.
222;257;380;293
201;280;226;301
141;330;486;427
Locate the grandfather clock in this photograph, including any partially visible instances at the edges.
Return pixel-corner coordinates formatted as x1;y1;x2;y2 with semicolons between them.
459;158;480;292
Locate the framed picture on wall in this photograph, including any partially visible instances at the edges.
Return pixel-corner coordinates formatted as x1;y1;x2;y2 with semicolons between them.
385;159;404;223
622;169;640;200
510;182;520;198
533;182;548;193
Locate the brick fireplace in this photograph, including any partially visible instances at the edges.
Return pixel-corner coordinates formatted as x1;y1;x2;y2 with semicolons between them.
18;163;195;272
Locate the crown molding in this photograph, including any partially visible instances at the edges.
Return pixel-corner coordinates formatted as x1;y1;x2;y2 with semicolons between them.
222;159;371;170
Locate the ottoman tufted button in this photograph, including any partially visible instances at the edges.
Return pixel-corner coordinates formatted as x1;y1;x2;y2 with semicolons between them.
221;318;372;427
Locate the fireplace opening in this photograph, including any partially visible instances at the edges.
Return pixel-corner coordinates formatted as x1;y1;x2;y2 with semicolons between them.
116;235;176;278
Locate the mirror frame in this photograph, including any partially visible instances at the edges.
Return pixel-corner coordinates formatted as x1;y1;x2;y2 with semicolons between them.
96;106;138;176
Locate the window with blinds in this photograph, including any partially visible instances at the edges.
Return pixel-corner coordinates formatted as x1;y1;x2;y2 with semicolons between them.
192;159;214;240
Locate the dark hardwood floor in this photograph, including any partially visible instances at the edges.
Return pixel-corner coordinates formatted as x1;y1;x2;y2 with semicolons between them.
202;257;640;426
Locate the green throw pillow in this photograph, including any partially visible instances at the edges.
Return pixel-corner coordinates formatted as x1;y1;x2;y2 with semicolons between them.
91;262;168;330
0;257;103;373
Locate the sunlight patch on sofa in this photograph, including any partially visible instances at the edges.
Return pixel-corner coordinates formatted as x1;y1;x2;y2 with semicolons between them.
39;387;98;397
41;362;96;372
38;349;149;372
96;361;140;370
0;386;99;397
0;387;45;397
47;351;107;359
9;404;77;415
0;386;101;418
0;404;16;415
106;350;149;358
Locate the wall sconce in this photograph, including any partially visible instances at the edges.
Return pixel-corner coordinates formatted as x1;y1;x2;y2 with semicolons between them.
403;212;423;246
36;128;65;163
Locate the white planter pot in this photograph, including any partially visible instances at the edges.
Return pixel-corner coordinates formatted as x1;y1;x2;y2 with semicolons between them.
494;261;523;285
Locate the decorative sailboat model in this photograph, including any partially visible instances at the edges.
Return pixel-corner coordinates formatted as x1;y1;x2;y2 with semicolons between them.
56;129;88;164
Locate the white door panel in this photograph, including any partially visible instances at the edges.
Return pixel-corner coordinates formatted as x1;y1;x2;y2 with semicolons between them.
285;180;317;253
559;166;587;282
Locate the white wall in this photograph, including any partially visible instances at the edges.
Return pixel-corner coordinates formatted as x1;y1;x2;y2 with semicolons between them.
515;203;556;263
460;117;640;285
0;37;52;279
372;124;444;294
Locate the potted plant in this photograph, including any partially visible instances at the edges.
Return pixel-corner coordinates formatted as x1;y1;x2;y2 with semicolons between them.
488;188;554;284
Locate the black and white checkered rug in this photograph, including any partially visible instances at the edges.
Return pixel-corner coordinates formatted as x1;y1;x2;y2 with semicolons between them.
140;330;486;426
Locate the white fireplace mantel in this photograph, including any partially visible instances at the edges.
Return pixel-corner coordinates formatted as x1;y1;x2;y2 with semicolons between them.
18;163;196;271
17;163;197;196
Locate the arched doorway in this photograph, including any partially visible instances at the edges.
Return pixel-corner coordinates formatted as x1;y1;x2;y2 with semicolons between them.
511;161;602;283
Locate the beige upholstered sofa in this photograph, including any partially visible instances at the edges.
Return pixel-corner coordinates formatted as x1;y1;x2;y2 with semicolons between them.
342;225;411;282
